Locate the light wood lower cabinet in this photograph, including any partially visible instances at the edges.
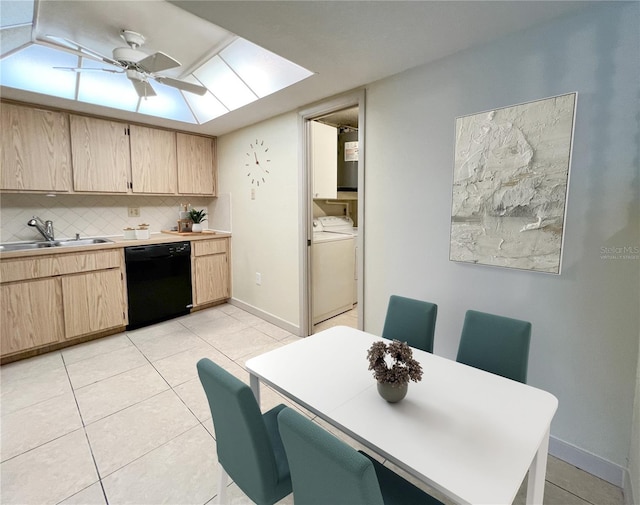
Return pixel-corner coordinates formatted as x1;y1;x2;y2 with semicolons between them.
0;249;127;359
0;238;232;360
192;238;230;306
62;269;126;339
0;278;65;355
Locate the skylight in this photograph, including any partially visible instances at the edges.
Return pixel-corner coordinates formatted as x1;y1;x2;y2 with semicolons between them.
0;2;314;125
1;44;78;100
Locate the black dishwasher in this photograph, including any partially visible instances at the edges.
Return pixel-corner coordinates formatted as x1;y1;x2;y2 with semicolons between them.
125;242;193;330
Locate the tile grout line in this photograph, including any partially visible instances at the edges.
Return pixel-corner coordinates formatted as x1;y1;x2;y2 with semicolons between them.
60;352;110;505
66;333;207;497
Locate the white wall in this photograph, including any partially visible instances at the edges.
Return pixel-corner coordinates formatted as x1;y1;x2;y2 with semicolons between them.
364;2;638;485
209;1;637;487
217;113;300;327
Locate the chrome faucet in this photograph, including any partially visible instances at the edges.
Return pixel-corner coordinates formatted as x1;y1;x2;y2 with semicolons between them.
27;216;55;241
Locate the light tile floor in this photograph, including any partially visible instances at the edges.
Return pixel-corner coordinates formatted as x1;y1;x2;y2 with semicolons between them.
313;305;358;333
1;303;624;505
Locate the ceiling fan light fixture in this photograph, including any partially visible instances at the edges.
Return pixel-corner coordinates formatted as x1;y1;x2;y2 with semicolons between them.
112;46;147;65
125;68;146;82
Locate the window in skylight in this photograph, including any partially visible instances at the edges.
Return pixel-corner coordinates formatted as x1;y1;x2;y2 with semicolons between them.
193;55;257;111
0;0;35;28
221;38;313;98
0;44;77;99
0;27;313;124
181;76;229;124
77;59;139;111
1;25;32;57
136;80;197;124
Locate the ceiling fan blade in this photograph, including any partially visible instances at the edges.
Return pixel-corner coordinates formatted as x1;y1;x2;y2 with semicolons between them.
154;76;208;96
42;35;122;67
53;66;123;74
137;51;180;73
131;79;157;98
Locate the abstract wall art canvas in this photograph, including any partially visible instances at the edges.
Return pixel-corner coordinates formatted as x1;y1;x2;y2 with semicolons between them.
449;93;577;274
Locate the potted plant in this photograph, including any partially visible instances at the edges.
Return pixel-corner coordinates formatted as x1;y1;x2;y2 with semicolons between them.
367;340;423;402
188;208;207;233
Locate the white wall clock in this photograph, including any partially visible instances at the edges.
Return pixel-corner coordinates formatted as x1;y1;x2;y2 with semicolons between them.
245;139;271;187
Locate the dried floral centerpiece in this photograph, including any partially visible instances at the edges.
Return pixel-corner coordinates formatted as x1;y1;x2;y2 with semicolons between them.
367;340;423;402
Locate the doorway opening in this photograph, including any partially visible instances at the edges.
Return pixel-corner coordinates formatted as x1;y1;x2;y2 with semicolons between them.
298;91;365;337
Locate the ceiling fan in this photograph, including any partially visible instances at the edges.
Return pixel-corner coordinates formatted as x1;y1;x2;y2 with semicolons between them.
43;30;208;98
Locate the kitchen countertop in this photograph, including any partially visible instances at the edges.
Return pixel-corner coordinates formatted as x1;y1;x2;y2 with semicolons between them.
0;230;232;260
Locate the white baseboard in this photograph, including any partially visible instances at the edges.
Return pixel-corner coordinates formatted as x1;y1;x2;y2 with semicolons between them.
623;469;636;505
228;298;301;336
549;436;627;488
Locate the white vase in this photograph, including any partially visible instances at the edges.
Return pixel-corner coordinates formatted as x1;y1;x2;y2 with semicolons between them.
192;223;203;233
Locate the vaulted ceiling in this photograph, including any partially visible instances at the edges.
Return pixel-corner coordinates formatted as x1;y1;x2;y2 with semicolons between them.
1;0;590;136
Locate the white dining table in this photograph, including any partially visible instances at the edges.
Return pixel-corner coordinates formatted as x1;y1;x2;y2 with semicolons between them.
245;326;558;505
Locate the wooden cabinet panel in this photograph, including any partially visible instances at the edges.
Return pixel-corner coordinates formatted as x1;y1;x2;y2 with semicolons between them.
177;133;216;195
2;104;218;197
311;121;337;199
130;125;177;194
0;249;122;283
70;115;130;193
192;238;230;307
62;269;126;339
1;278;64;354
1;103;72;192
1;249;126;358
193;238;227;256
194;254;229;305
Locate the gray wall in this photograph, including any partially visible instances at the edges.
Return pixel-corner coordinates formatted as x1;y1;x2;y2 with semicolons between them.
363;2;638;483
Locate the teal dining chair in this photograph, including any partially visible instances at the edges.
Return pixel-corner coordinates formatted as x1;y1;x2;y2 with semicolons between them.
196;358;292;505
382;295;438;352
277;407;444;505
456;309;531;383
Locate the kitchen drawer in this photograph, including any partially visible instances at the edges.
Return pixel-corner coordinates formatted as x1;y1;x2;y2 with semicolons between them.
193;238;228;257
0;249;123;283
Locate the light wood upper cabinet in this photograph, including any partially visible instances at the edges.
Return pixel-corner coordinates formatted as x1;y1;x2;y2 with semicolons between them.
0;278;65;355
129;125;177;194
70;115;130;193
62;268;126;339
177;133;216;196
0;103;72;192
1;103;217;196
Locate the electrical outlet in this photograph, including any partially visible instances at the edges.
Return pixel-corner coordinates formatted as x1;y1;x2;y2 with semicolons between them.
128;207;140;217
256;272;262;285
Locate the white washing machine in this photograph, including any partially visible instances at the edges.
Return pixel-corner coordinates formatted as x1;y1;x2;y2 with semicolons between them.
312;216;357;324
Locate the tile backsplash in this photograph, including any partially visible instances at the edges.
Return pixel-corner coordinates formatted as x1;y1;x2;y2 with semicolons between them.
0;194;219;243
